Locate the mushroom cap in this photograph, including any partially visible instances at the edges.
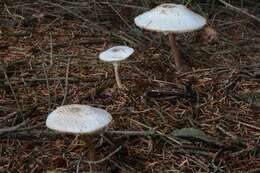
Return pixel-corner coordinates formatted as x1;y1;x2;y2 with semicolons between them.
134;3;207;33
46;104;112;134
99;46;134;63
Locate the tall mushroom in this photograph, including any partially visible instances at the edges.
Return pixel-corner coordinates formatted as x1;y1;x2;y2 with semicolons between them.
46;104;113;171
134;3;206;72
99;46;134;89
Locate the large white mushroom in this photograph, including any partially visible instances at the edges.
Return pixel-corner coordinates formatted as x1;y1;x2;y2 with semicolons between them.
46;104;112;134
135;3;207;72
46;104;112;171
99;46;134;89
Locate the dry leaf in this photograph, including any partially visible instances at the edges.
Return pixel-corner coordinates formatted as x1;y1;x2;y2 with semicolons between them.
201;26;218;43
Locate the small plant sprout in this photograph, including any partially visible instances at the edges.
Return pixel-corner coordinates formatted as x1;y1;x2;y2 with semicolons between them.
135;3;206;72
46;104;113;171
99;46;134;89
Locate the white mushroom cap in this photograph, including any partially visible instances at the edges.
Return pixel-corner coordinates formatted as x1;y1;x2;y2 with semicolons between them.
134;3;207;33
46;104;112;134
99;46;134;63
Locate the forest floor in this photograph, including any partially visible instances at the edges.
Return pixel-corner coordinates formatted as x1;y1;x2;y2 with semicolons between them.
0;0;260;172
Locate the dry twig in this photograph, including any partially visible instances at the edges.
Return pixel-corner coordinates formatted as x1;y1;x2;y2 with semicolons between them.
218;0;260;22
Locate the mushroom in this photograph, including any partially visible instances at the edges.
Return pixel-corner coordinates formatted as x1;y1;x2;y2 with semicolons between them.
99;46;134;89
46;104;113;171
134;3;206;72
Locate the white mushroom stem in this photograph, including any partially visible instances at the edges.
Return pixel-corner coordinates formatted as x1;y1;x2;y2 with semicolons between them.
168;33;182;72
113;63;123;89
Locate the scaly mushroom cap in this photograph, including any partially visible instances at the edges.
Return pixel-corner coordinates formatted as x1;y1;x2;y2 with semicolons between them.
99;46;134;63
134;3;207;33
46;104;112;134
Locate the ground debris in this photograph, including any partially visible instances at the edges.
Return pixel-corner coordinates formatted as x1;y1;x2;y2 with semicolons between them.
1;0;259;172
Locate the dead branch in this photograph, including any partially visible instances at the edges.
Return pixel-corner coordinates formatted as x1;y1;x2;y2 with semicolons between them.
218;0;260;22
0;121;27;135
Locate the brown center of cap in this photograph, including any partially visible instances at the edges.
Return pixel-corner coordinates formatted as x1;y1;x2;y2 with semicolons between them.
162;4;176;8
112;48;121;52
70;107;81;113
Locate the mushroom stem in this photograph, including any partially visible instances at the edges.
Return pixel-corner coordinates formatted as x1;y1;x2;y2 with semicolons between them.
113;63;123;89
85;136;98;171
168;33;182;72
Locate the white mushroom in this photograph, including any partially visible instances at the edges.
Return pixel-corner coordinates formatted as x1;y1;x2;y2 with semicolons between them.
46;104;112;134
99;46;134;89
135;3;206;72
46;104;112;171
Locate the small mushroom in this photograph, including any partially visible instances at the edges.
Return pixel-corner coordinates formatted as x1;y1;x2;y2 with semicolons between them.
135;3;206;72
99;46;134;89
46;104;113;171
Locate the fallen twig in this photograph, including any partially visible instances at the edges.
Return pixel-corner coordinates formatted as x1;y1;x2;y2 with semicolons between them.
86;146;122;164
0;121;27;135
61;58;71;105
106;130;155;136
218;0;260;22
226;117;260;131
42;63;52;112
130;119;182;145
0;64;23;123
